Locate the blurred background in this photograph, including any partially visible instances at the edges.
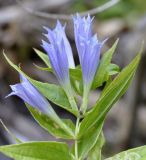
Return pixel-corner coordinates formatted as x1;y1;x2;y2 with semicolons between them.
0;0;146;159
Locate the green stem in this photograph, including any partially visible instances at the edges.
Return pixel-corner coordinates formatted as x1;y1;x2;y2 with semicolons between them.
75;117;80;160
68;96;79;114
80;91;89;115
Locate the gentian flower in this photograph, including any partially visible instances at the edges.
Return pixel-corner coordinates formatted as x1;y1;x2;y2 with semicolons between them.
41;21;78;113
73;14;106;113
6;74;74;137
6;74;53;115
43;21;75;69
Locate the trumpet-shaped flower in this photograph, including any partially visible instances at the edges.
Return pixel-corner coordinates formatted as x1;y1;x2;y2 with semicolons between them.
6;74;55;115
41;21;75;89
41;21;78;112
73;14;106;113
43;21;75;69
6;74;74;137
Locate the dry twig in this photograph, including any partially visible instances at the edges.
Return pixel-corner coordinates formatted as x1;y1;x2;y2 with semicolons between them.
15;0;120;20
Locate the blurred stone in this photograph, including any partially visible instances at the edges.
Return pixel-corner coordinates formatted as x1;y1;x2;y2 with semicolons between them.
137;105;146;136
104;100;131;153
95;19;126;38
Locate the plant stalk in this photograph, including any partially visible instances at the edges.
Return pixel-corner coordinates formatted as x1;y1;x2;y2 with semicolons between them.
75;117;80;160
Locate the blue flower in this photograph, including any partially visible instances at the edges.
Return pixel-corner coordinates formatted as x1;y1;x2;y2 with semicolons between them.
41;21;75;89
6;74;74;136
6;74;54;115
73;14;106;113
43;21;75;69
41;21;78;112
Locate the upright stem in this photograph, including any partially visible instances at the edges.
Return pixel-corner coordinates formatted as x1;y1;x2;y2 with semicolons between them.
80;91;89;115
75;117;80;160
68;96;79;114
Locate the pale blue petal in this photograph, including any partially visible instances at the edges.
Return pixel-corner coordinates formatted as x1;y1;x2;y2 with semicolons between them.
73;14;106;88
7;74;53;114
43;21;75;68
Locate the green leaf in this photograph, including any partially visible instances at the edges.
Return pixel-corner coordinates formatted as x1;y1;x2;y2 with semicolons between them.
3;53;77;116
92;39;119;89
28;106;75;139
33;62;83;95
105;146;146;160
0;141;72;160
77;122;103;160
69;66;83;95
70;68;82;81
34;48;51;68
29;80;77;116
70;72;83;96
87;133;105;160
79;53;141;138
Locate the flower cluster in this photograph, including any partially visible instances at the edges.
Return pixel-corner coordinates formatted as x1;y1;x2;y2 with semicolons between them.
8;14;105;115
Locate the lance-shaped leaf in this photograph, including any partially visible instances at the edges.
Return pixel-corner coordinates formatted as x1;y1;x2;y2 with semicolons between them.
0;141;72;160
79;53;141;137
87;133;105;160
76;121;103;160
105;146;146;160
27;105;75;139
4;53;78;116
